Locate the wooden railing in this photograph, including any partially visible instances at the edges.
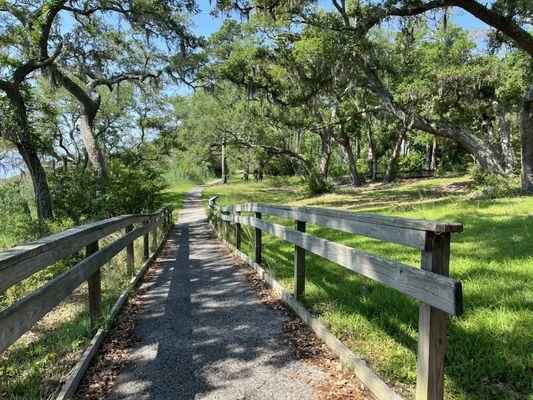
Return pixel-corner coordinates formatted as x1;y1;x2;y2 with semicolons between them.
208;198;463;400
0;205;173;356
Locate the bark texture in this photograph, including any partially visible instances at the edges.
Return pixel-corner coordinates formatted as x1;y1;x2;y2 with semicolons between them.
521;86;533;194
339;130;360;186
384;129;406;183
80;111;107;176
16;141;53;221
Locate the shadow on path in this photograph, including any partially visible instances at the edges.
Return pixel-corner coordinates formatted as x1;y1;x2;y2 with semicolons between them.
109;187;322;400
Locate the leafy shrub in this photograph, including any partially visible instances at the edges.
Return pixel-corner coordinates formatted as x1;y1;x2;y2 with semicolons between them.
164;153;212;184
467;164;521;199
307;175;332;195
0;182;45;247
50;160;167;223
264;155;295;176
397;151;426;171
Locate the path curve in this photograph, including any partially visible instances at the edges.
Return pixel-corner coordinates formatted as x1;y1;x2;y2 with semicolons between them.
109;185;324;399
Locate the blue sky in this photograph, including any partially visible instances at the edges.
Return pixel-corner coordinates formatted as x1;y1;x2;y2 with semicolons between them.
190;0;491;39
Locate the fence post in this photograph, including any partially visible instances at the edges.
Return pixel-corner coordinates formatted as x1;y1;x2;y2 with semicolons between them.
236;210;242;250
143;221;150;260
225;211;231;242
152;224;158;252
126;225;134;276
294;220;306;300
86;241;102;327
255;212;262;265
416;232;451;400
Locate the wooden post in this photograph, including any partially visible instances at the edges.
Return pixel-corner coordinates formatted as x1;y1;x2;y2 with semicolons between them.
126;225;134;275
224;212;230;242
416;232;451;400
255;212;262;265
86;241;102;327
294;220;306;300
143;227;150;260
152;225;158;252
236;211;242;250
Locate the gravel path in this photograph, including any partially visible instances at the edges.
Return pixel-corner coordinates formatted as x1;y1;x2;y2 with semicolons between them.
109;186;324;400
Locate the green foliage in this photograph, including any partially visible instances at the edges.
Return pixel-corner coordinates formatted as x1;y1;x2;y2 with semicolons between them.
467;164;522;199
0;181;42;247
164;152;213;184
105;160;167;214
50;160;167;223
263;155;295;176
397;151;425;172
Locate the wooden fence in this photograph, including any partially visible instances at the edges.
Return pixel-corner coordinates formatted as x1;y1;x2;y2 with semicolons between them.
208;198;463;400
0;206;173;386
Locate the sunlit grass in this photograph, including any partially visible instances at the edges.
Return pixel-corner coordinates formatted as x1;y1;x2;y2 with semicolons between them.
162;181;195;214
203;175;533;400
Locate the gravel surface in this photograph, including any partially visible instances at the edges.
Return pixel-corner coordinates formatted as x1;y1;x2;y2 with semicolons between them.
109;186;324;400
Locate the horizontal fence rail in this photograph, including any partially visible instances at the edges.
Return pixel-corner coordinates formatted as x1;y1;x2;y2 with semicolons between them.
0;206;173;355
208;197;463;400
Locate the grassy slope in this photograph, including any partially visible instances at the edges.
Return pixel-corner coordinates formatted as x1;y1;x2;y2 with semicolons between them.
203;175;532;400
0;182;193;399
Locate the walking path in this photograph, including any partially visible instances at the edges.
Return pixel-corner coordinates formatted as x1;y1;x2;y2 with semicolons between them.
109;186;324;399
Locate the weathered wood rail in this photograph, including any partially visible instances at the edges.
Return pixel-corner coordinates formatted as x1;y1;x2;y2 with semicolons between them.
0;205;173;397
208;198;463;400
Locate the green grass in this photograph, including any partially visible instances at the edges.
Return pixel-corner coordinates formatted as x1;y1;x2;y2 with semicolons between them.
203;175;533;400
161;181;195;212
0;182;193;399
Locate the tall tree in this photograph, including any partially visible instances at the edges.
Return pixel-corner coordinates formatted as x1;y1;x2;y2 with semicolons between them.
46;1;199;177
0;1;64;220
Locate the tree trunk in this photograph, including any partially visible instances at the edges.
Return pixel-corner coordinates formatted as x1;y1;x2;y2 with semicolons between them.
430;139;438;170
2;83;53;221
243;157;250;181
16;141;53;221
384;129;406;183
521;86;533;194
366;117;377;180
319;128;332;179
494;102;516;174
425;142;432;169
51;67;107;177
339;131;360;186
221;138;227;184
363;63;508;178
80;113;107;176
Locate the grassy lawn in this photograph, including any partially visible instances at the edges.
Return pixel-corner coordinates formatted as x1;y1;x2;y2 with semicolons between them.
203;175;533;400
0;182;193;398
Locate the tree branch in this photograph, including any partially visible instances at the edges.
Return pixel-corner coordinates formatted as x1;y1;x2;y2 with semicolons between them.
359;0;533;56
13;43;63;84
